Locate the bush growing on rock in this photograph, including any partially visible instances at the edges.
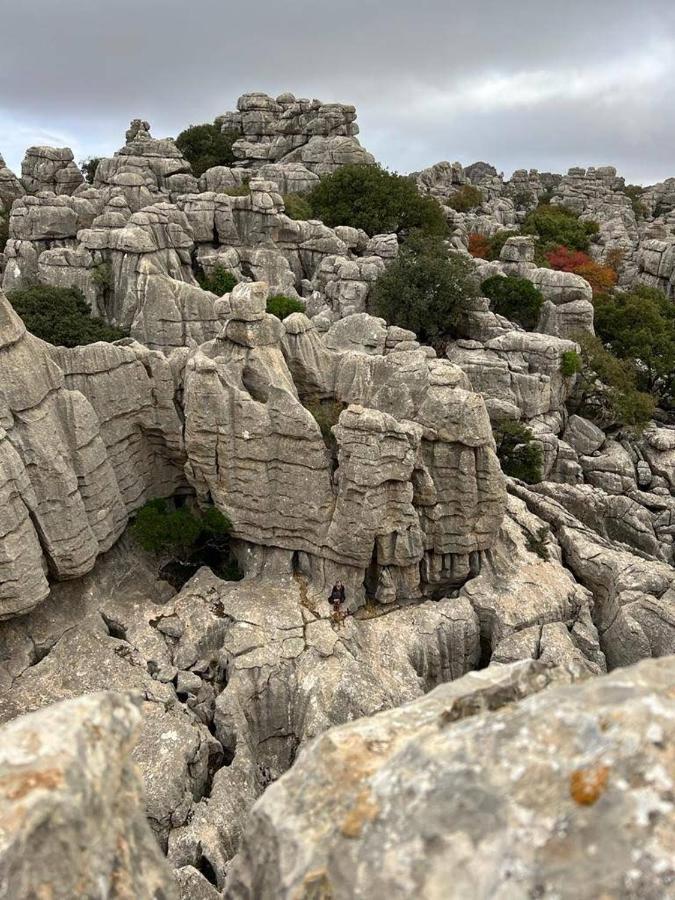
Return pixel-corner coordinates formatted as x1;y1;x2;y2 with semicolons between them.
467;232;490;259
593;285;675;407
175;122;238;177
545;245;617;296
481;275;544;331
446;185;484;212
283;193;313;221
131;499;241;586
370;238;477;347
7;285;127;347
574;331;656;429
494;418;544;483
560;350;582;377
303;399;347;450
308;165;448;239
0;209;8;253
266;294;305;319
79;157;101;184
196;264;237;296
523;204;598;252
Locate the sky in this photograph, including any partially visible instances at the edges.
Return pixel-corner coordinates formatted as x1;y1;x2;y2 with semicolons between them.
1;0;674;185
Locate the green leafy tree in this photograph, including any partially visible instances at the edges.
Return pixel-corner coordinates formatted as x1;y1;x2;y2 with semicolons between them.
522;204;598;252
283;194;313;220
175;123;238;177
481;275;544;331
494;419;544;483
447;185;484;212
308;165;448;239
574;332;656;429
80;157;101;184
7;285;127;347
560;350;582;377
266;294;305;319
131;499;233;560
593;286;675;407
370;239;477;347
196;264;238;296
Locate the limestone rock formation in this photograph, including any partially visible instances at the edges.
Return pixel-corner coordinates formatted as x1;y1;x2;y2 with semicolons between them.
0;691;177;900
227;656;675;900
20;146;84;195
218;92;376;174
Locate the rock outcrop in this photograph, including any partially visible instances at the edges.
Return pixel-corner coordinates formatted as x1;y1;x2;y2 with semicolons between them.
0;691;177;900
227;656;675;900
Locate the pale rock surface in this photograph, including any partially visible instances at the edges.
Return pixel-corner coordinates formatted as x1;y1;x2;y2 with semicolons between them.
0;691;177;900
227;656;675;900
21;146;84;195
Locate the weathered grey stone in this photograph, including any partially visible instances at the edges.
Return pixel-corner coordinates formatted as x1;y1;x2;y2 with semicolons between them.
21;146;84;195
227;656;675;900
0;692;177;900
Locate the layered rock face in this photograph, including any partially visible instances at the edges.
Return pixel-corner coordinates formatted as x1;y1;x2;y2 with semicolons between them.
184;283;505;603
0;291;184;618
0;691;177;900
218;92;376;174
21;145;84;195
227;656;675;900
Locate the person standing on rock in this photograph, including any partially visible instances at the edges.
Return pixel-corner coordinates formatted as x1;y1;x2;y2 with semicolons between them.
328;581;346;622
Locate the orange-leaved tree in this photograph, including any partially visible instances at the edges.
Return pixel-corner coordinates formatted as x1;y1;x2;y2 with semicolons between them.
545;245;617;296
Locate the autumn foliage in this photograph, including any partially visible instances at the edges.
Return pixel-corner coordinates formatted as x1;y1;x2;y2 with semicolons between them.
545;245;617;296
467;232;490;259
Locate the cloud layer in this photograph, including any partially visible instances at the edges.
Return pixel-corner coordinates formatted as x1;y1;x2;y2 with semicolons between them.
1;0;674;183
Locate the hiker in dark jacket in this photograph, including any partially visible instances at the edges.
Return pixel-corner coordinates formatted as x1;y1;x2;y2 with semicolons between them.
328;581;346;617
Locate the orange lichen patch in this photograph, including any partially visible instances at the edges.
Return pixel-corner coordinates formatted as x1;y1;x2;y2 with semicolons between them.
570;765;610;806
298;868;334;900
340;788;380;839
0;768;64;801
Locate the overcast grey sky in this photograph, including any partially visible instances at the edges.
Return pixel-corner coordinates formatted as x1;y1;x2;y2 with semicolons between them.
1;0;674;184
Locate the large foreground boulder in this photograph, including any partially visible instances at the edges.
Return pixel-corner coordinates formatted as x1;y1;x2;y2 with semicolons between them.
0;692;177;900
227;656;675;899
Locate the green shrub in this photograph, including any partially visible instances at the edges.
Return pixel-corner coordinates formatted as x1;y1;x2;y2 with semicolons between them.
481;275;544;331
91;263;112;291
223;184;250;197
522;204;598;252
621;184;647;220
512;189;535;210
175;123;238;177
593;285;675;407
494;419;544;483
7;285;127;347
561;350;582;377
80;157;101;184
266;294;305;319
0;209;8;253
370;239;477;347
131;500;240;584
526;526;550;560
575;332;656;429
308;165;448;239
304;399;346;450
283;194;313;220
196;264;237;296
447;185;484;212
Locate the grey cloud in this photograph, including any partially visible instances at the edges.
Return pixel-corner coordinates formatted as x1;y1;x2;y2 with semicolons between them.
1;0;674;183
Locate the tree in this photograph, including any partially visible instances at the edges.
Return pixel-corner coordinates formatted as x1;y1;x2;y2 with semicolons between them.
80;157;101;184
369;239;477;347
574;331;656;429
494;419;544;483
481;275;544;331
266;294;305;319
523;204;598;252
283;194;313;221
131;499;233;558
7;285;127;347
196;264;237;296
446;185;484;212
545;245;617;296
308;165;448;239
593;286;675;407
175;123;238;177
